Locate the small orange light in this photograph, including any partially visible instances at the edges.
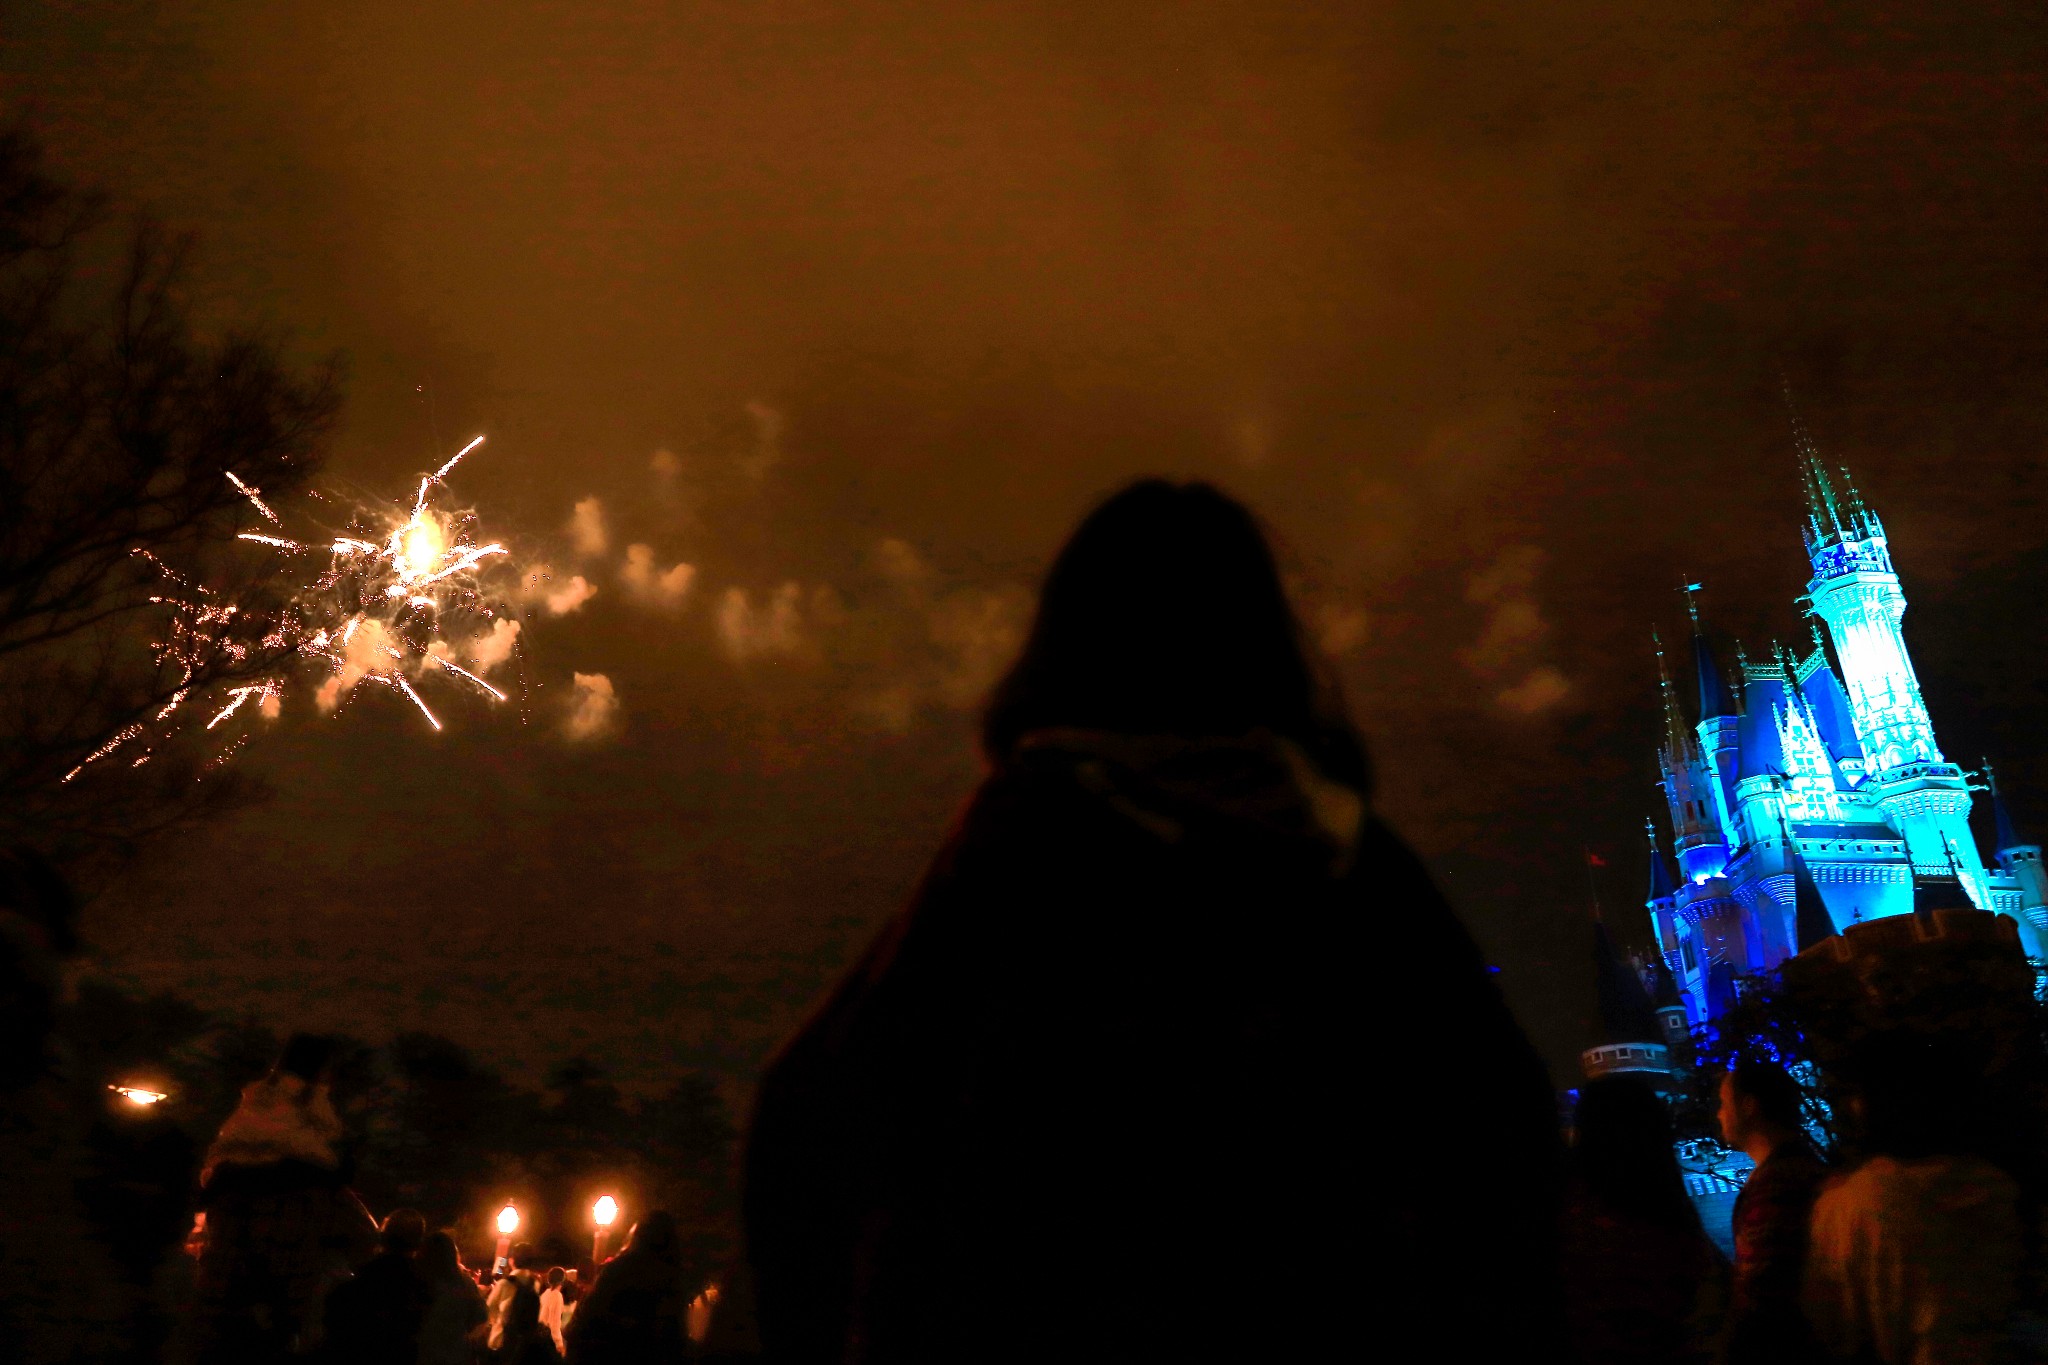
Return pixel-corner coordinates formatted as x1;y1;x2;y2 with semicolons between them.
111;1085;167;1105
593;1195;619;1227
497;1203;520;1236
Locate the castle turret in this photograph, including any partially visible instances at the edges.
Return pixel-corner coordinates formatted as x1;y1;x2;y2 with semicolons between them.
1790;394;1990;907
1645;817;1681;951
1687;599;1744;859
1656;633;1727;882
1987;764;2048;936
1582;911;1675;1092
1644;947;1692;1056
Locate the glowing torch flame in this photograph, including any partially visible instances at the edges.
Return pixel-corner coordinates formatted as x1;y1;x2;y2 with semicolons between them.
593;1195;619;1227
497;1203;520;1236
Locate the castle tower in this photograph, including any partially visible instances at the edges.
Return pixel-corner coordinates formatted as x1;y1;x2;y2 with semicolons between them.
1789;399;1990;907
1986;764;2048;935
1581;911;1676;1093
1645;818;1682;964
1656;633;1726;882
1644;950;1692;1057
1687;594;1743;860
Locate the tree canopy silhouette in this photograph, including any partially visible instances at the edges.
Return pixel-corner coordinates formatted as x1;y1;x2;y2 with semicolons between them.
0;126;341;865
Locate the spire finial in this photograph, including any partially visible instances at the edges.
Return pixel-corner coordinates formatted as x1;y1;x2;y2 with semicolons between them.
1782;371;1847;544
1653;628;1693;758
1654;629;1701;759
1681;578;1704;626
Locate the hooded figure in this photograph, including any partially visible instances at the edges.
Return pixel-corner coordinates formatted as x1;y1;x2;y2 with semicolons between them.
566;1211;688;1364
188;1035;375;1362
742;481;1567;1362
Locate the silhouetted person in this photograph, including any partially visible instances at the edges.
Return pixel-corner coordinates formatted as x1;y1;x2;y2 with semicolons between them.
324;1208;432;1365
1563;1076;1723;1365
1804;1033;2028;1363
539;1266;569;1353
742;481;1567;1362
498;1277;563;1365
189;1033;376;1362
566;1212;688;1364
1718;1058;1826;1365
0;848;133;1362
487;1242;540;1353
416;1232;487;1365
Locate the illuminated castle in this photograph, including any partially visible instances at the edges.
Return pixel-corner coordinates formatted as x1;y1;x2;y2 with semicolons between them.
1641;414;2048;1029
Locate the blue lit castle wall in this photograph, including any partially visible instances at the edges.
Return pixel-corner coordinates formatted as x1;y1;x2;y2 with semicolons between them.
1646;421;2048;1026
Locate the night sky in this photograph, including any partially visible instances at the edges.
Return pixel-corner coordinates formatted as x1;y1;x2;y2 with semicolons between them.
13;2;2048;1094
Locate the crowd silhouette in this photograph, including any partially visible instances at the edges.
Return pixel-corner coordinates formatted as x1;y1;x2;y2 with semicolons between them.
4;480;2046;1362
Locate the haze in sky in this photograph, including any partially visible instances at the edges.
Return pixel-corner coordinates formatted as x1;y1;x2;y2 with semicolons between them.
11;1;2048;1090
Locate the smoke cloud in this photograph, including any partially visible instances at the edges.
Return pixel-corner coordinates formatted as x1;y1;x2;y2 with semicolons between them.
1496;667;1574;717
739;401;783;481
567;496;608;557
717;583;806;661
430;618;522;674
517;565;596;616
620;543;695;607
313;617;401;713
545;575;598;616
1460;546;1573;717
564;672;619;741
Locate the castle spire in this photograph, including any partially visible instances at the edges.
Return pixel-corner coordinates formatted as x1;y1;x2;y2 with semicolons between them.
1654;629;1696;761
1684;585;1733;721
1783;376;1849;548
1645;818;1678;902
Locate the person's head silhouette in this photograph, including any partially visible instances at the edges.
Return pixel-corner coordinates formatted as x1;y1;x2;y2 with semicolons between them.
983;479;1364;789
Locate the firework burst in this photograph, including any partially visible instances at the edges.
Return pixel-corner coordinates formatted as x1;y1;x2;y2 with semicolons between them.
64;436;527;783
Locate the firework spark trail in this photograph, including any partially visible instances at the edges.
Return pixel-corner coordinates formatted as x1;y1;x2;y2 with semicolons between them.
435;434;486;481
429;653;507;701
225;471;281;525
63;724;144;783
207;682;281;730
419;544;507;584
391;675;442;731
238;533;304;550
416;434;487;513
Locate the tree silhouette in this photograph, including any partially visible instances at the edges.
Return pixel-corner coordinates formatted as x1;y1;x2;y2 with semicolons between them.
0;127;341;867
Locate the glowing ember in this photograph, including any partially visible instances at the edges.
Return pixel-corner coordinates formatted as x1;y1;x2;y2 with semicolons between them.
110;1085;168;1105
